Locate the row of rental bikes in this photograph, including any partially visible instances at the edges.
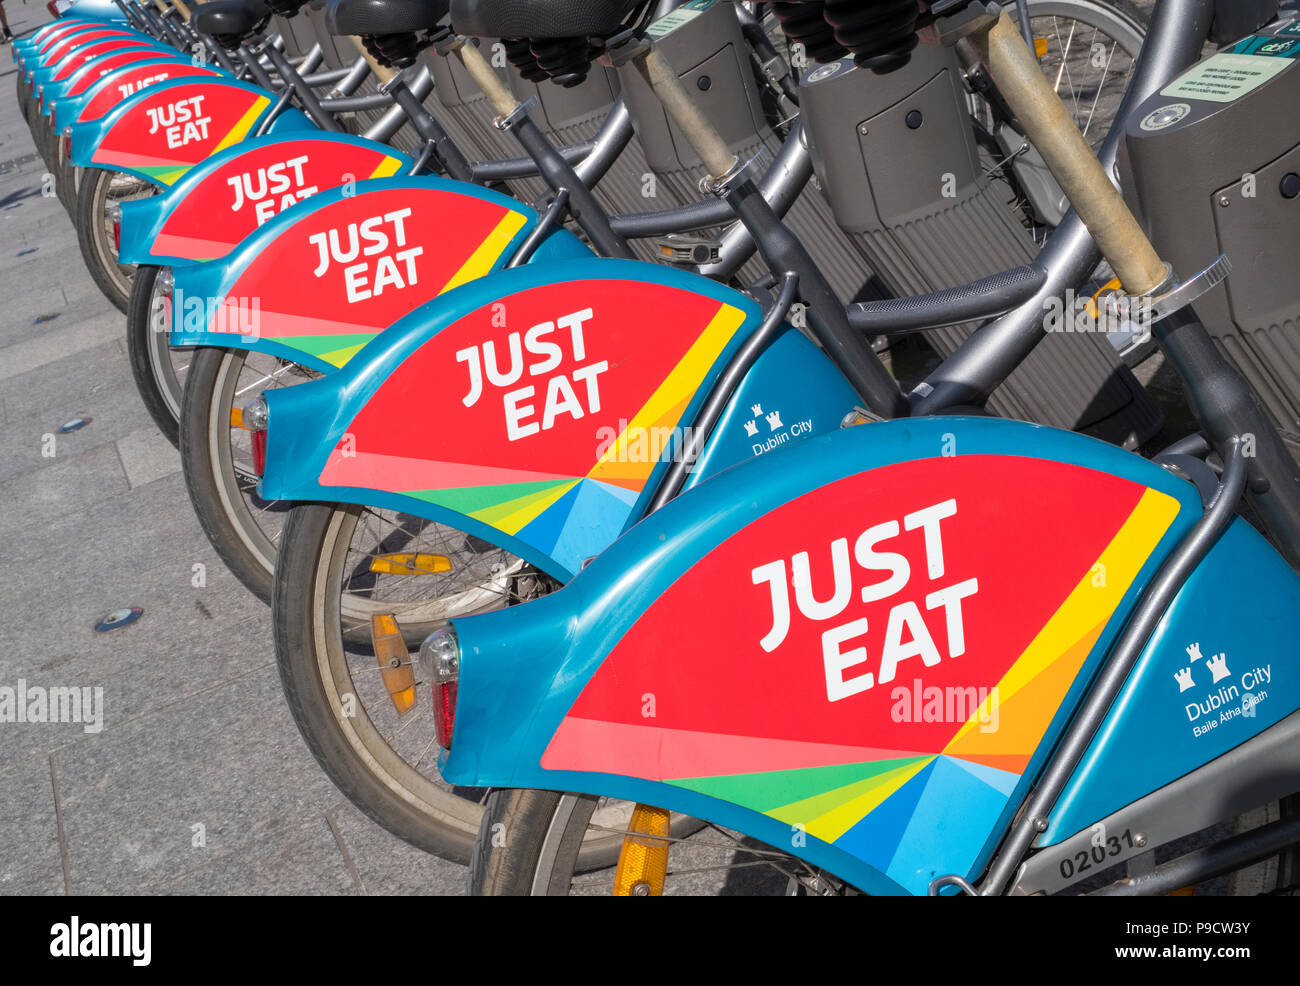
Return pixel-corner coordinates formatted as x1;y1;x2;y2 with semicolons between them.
16;0;1300;895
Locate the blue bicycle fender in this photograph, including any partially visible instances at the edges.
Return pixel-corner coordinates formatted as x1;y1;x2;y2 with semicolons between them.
68;76;313;186
29;38;166;93
1046;515;1300;842
439;416;1215;894
166;176;590;369
118;134;414;266
255;259;831;580
50;54;202;132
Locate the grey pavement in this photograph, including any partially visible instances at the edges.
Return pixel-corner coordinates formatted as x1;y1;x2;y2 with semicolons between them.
0;6;464;896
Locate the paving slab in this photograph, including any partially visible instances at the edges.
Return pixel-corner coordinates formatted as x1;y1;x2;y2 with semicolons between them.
115;426;180;488
326;800;467;897
0;339;151;483
135;812;356;896
54;664;347;894
0;439;129;537
0;751;67;895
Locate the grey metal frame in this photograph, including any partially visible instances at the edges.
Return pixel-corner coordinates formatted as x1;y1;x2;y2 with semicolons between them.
911;0;1218;416
972;438;1249;894
1016;709;1300;894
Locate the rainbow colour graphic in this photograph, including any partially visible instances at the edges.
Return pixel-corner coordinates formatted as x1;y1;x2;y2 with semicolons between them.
541;455;1183;892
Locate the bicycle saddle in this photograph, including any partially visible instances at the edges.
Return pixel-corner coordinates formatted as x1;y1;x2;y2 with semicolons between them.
448;0;643;41
771;0;922;73
192;0;273;46
262;0;313;15
326;0;450;37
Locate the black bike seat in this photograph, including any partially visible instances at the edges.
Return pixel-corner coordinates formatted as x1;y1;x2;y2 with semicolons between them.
192;0;272;42
326;0;450;36
262;0;313;16
449;0;642;40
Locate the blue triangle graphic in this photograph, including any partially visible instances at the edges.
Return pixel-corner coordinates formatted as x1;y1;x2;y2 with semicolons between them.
516;479;584;556
881;755;1011;895
947;756;1019;797
832;760;935;872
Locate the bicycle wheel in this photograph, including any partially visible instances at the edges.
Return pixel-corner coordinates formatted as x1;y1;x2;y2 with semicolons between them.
471;787;1300;896
55;128;80;214
179;346;319;604
273;501;695;865
471;789;847;895
126;264;190;448
980;0;1147;233
1017;0;1148;149
75;167;153;312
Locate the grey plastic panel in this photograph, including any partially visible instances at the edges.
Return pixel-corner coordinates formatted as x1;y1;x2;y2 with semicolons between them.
801;45;1160;441
422;47;666;261
1015;710;1300;895
302;3;351;71
615;0;874;296
270;15;307;60
617;0;772;171
1121;19;1300;446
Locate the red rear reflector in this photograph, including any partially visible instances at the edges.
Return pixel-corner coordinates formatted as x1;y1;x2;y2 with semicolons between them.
434;681;457;748
251;429;267;476
63;133;71;160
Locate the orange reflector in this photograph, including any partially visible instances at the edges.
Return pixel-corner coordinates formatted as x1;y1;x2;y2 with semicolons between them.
369;553;452;575
1169;885;1196;896
612;804;670;896
1086;277;1124;320
1034;38;1049;58
371;613;416;715
230;407;244;429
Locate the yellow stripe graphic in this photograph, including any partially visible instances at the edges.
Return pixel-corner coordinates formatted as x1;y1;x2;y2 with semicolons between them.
368;156;404;179
586;302;748;490
211;95;271;156
945;486;1181;754
316;342;370;368
774;757;935;845
472;479;580;536
437;210;528;295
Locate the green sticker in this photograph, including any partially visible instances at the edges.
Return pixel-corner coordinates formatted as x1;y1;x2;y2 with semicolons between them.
646;1;712;39
1230;35;1300;57
1160;52;1291;103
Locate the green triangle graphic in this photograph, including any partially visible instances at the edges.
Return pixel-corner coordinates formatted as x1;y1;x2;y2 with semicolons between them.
407;478;575;517
279;333;376;358
667;756;928;814
764;757;933;826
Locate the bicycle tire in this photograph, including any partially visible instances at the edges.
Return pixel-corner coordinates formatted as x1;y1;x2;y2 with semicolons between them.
126;264;187;448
